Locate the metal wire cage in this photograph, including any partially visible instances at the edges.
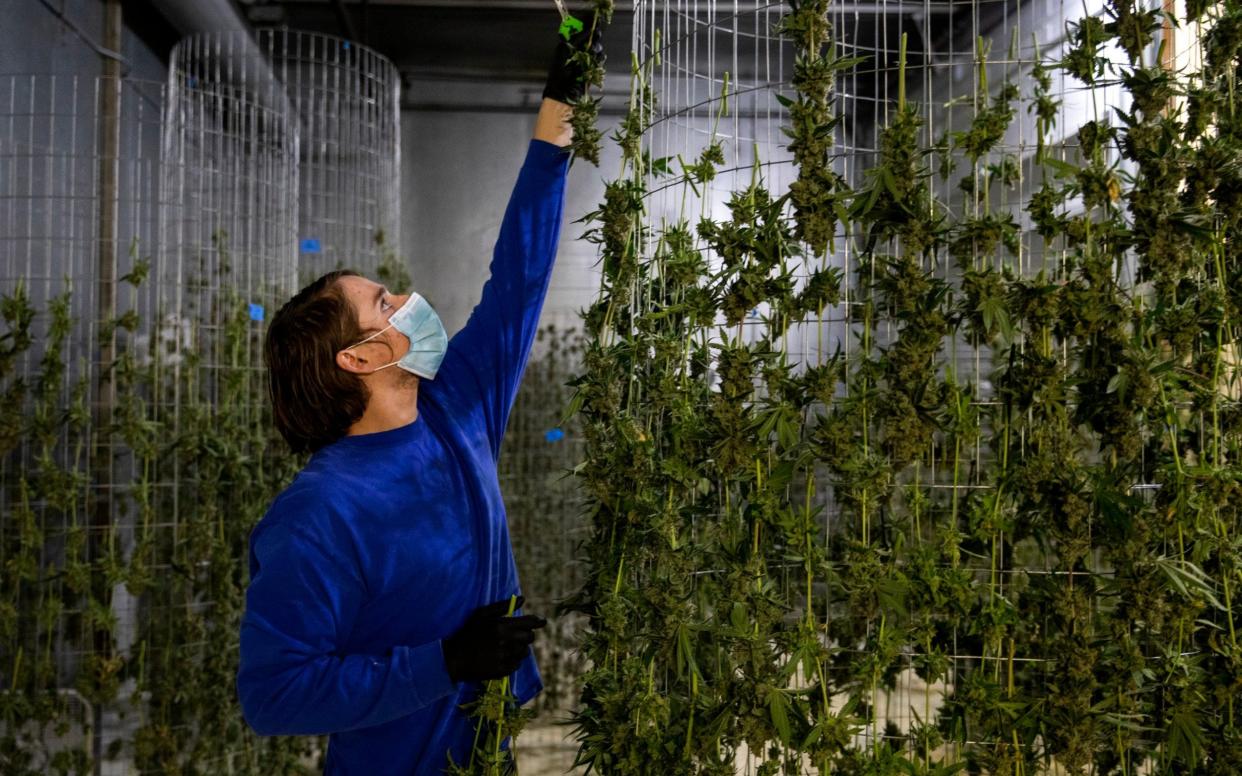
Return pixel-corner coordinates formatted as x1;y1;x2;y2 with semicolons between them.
0;26;396;774
170;29;403;286
0;73;169;770
161;34;301;437
0;58;302;770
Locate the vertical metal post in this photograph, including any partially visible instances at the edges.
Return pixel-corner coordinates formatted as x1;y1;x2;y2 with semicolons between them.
92;2;122;773
1161;0;1176;76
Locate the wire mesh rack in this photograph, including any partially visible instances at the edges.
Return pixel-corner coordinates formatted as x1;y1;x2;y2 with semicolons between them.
0;62;304;772
0;73;168;771
170;29;403;286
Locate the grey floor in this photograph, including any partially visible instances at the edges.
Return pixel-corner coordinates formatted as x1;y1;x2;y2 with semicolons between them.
514;717;580;775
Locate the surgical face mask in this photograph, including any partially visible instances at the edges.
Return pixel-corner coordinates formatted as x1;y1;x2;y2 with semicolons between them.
347;292;448;379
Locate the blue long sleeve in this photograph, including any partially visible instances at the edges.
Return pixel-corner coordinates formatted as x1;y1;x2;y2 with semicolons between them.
237;515;457;736
443;138;571;461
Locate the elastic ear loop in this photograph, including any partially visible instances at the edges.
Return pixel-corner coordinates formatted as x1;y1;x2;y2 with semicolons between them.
347;323;400;374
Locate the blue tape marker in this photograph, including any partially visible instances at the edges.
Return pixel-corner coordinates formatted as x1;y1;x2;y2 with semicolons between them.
343;41;351;50
300;238;321;253
248;303;265;322
544;427;565;443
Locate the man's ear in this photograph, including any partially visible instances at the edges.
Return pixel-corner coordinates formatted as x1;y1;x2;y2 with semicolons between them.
336;347;371;375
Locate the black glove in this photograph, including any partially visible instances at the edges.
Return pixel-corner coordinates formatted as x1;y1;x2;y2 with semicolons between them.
541;18;606;104
441;596;546;684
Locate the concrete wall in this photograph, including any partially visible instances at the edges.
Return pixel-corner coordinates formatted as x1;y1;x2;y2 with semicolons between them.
1;0;166;82
400;102;622;345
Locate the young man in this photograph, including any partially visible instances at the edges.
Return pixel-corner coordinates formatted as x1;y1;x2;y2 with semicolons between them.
237;24;603;774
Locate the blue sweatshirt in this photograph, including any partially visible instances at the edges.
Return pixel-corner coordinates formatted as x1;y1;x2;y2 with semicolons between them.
237;138;571;774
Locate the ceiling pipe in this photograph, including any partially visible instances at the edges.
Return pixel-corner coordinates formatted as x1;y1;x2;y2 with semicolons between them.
150;0;294;119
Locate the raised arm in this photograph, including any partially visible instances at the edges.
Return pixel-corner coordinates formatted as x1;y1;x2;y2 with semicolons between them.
437;128;571;461
533;97;573;147
534;11;603;147
430;25;603;460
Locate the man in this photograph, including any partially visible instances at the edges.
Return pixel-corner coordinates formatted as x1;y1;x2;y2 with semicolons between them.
237;23;603;774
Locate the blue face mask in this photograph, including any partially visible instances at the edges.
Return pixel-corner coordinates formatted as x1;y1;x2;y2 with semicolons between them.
347;292;448;379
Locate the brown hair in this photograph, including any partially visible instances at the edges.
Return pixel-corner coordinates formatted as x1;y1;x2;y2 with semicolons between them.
264;269;373;454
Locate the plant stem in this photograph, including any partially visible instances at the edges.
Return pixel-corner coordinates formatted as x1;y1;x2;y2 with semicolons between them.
898;33;907;112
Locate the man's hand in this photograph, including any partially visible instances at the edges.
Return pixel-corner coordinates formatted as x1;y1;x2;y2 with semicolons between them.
441;596;547;683
534;20;605;147
541;20;605;105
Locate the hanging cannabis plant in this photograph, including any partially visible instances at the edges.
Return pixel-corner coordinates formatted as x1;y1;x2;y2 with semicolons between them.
561;0;1242;773
567;0;616;166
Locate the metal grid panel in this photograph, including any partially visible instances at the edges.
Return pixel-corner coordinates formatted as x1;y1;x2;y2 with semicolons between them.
171;29;403;285
0;73;169;770
0;61;301;770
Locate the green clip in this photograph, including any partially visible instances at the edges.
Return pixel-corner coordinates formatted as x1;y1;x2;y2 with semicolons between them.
558;14;584;41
